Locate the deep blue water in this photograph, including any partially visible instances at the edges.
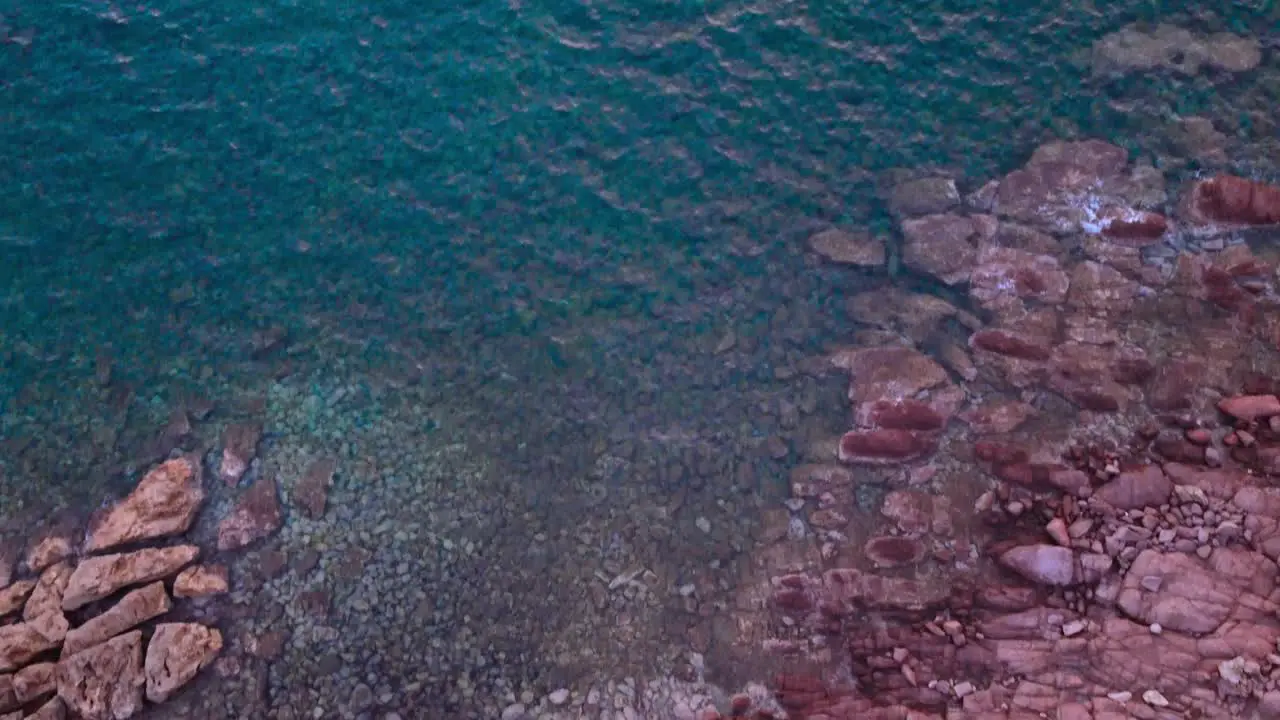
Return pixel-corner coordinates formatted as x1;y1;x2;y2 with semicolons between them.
4;2;1274;305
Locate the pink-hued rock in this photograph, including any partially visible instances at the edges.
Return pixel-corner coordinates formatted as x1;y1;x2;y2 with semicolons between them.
85;456;205;554
864;536;926;568
1116;550;1237;634
1094;465;1172;510
62;546;198;612
24;526;75;575
998;544;1076;586
1048;342;1141;412
172;564;229;599
14;662;56;704
25;562;72;622
143;623;222;703
63;582;171;656
1218;394;1280;422
218;422;263;486
56;630;144;720
959;399;1037;434
0;616;67;672
838;429;935;465
27;696;65;720
807;228;886;267
856;399;947;431
830;346;950;405
216;475;283;551
900;213;987;284
0;580;35;617
1065;260;1140;316
968;246;1071;309
1096;206;1170;244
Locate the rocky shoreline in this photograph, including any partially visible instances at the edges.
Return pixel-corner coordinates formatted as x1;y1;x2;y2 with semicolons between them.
2;139;1279;719
700;142;1280;720
0;453;279;718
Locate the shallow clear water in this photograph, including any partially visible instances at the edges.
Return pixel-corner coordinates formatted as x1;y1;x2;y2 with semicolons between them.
1;1;1277;718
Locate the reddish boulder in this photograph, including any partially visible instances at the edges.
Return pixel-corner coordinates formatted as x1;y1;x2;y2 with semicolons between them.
830;346;949;403
173;565;229;599
63;582;171;656
1218;395;1280;423
838;429;935;465
1097;206;1169;244
858;399;947;431
994;140;1157;234
216;475;283;551
969;329;1052;362
1183;174;1280;227
864;536;926;568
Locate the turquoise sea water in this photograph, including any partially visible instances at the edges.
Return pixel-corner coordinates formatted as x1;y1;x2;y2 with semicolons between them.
1;1;1279;717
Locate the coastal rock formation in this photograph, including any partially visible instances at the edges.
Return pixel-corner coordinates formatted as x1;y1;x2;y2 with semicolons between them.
0;447;256;717
724;138;1280;720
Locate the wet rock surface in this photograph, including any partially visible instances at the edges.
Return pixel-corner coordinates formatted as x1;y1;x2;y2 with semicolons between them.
740;138;1280;720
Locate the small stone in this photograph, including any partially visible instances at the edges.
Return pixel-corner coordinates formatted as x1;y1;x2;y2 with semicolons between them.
173;565;229;599
293;457;336;520
695;517;711;534
1107;691;1132;702
998;544;1075;586
349;684;374;711
548;688;570;706
1142;689;1168;707
1045;517;1071;546
953;681;974;697
501;704;527;720
1219;656;1247;684
1204;447;1222;467
1149;622;1163;635
1061;619;1086;637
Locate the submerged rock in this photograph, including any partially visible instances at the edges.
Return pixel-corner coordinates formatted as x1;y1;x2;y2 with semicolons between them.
85;456;204;554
